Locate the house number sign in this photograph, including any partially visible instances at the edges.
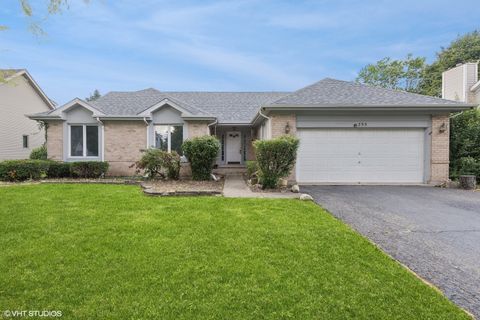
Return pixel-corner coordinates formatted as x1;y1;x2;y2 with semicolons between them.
353;122;368;128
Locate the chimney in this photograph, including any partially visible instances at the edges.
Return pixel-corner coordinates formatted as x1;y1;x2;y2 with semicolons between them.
442;62;478;103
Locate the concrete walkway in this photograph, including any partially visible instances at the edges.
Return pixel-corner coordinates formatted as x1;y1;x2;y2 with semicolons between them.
223;174;299;198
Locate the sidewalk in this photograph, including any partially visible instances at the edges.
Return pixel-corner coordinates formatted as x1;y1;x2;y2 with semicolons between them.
222;174;299;199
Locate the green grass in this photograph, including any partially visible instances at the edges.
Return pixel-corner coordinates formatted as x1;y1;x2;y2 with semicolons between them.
0;184;469;319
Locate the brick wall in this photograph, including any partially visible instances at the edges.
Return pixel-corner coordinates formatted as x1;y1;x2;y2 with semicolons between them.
430;114;450;183
104;121;146;176
46;121;63;161
270;114;297;138
186;121;210;138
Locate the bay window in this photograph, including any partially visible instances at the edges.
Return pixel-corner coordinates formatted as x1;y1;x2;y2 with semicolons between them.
154;125;183;155
69;125;99;157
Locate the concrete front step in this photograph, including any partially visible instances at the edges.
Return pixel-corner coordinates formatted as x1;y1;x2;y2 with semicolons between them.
213;167;247;175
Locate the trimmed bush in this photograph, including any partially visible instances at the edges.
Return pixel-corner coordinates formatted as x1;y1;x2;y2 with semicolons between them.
457;157;480;181
253;135;299;189
29;145;47;160
0;160;50;181
47;162;72;178
134;149;180;180
71;161;109;178
246;160;258;178
182;136;220;180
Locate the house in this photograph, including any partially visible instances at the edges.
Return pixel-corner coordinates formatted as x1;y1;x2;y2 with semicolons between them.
28;76;474;184
0;69;55;160
442;62;480;104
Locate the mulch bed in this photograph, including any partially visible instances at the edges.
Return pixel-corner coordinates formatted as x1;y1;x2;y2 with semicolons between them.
142;179;224;196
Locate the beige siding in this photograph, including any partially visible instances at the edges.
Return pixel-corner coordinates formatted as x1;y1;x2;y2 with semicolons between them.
0;75;52;159
430;114;450;183
442;63;478;103
104;121;146;176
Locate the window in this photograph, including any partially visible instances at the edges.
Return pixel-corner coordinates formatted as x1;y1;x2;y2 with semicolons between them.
154;125;183;155
69;125;99;157
22;135;28;148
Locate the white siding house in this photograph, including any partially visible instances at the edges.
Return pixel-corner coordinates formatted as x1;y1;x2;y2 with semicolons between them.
0;69;55;160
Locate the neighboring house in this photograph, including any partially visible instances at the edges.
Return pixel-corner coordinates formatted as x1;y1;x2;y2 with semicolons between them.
28;78;474;184
442;62;480;104
0;69;55;160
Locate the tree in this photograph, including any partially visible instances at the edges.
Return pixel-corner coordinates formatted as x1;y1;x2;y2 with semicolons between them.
356;54;426;93
86;89;101;102
1;0;73;36
450;109;480;178
1;1;88;81
418;30;480;97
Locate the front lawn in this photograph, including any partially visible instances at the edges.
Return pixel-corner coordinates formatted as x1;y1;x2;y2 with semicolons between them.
0;185;469;319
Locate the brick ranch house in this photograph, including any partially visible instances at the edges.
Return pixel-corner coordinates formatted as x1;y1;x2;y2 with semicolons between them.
28;73;476;184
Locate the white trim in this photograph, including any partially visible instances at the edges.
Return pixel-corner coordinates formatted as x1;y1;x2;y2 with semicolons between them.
68;124;100;158
50;98;105;117
138;98;193;117
153;124;183;153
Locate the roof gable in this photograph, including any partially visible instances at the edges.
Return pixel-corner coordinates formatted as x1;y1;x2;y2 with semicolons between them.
1;69;55;109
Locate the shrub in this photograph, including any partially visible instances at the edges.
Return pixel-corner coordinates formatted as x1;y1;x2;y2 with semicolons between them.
47;161;72;178
246;161;258;178
253;135;299;189
0;160;50;181
71;161;109;178
29;145;47;160
134;149;180;180
457;156;480;179
182;135;220;180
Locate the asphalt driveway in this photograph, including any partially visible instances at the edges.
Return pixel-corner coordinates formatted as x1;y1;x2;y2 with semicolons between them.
302;185;480;318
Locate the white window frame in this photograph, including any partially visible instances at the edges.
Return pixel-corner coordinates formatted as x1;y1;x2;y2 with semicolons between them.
68;124;100;158
154;124;182;153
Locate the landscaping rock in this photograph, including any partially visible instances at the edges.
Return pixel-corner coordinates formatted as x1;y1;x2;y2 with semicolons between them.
459;175;477;190
299;194;313;201
291;184;300;193
279;178;288;187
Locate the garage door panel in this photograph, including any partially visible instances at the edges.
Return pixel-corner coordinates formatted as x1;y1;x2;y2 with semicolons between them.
297;128;425;183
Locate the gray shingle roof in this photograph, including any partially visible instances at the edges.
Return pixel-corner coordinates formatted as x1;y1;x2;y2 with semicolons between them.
89;88;209;116
270;78;461;106
34;78;467;123
163;92;289;123
90;89;289;122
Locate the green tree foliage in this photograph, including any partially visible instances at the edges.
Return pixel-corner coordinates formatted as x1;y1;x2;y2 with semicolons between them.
86;89;101;102
419;30;480;97
356;54;426;93
450;109;480;179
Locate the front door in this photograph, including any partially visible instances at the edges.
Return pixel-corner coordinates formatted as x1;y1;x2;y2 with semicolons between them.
226;131;242;164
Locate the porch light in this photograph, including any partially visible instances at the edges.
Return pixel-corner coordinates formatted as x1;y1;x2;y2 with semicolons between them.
439;122;447;133
285;122;291;134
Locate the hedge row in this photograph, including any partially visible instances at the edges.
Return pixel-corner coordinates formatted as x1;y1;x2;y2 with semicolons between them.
0;160;109;181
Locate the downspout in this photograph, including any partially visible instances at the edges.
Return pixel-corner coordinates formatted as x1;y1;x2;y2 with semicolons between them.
96;117;105;162
143;117;149;148
258;108;270;139
207;119;218;136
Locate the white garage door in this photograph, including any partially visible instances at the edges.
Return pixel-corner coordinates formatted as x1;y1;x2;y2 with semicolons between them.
297;128;425;184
